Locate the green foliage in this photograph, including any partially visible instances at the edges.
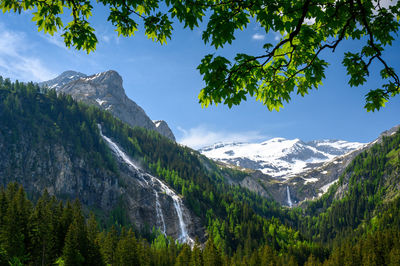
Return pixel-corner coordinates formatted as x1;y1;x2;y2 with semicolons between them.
115;229;140;266
300;128;400;244
1;77;400;264
0;77;313;264
0;78;118;176
100;117;304;255
2;0;399;110
0;183;99;265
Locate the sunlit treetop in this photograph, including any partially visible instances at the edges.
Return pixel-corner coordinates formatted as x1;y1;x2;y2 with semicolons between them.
1;0;400;111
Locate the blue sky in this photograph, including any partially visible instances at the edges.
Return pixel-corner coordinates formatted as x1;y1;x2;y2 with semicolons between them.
0;4;399;149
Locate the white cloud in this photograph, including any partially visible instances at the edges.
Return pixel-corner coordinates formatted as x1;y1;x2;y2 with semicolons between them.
177;125;268;149
42;31;68;50
96;27;120;45
102;34;111;43
252;33;265;40
0;24;56;82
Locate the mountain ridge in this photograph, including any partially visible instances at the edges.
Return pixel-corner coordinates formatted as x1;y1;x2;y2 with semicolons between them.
40;70;176;141
215;126;399;207
200;137;364;179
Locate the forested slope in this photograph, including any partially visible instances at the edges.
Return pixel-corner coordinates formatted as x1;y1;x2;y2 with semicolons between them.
0;77;313;264
1;76;400;265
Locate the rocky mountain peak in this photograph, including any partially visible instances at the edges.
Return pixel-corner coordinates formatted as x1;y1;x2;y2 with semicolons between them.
80;70;123;87
62;70;125;101
60;70;85;78
153;120;176;141
39;70;86;90
41;70;176;141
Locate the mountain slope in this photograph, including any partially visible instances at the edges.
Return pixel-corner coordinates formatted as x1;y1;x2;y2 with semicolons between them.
200;131;400;207
0;80;198;242
2;77;400;265
40;70;176;141
0;77;306;255
281;125;400;206
299;126;400;242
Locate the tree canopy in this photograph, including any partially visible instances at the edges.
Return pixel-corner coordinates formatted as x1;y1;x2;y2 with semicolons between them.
2;0;400;111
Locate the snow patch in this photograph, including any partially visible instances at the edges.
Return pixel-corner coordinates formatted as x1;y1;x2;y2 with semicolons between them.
304;177;318;184
83;72;102;81
320;180;338;194
96;98;107;106
153;120;162;128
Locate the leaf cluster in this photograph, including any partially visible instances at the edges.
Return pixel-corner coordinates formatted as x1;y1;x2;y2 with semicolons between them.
2;0;399;110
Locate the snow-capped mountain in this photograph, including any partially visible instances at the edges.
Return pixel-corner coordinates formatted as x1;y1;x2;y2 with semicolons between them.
199;138;364;179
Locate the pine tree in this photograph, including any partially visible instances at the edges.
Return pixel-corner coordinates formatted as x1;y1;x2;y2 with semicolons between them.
260;244;276;266
63;221;85;265
304;254;321;266
189;242;203;266
62;200;88;266
100;225;118;265
86;213;104;266
203;239;222;266
175;244;191;266
389;235;400;266
29;190;54;266
1;184;32;263
115;229;140;266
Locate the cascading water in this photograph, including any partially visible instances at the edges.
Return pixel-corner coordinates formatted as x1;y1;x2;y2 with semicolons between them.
286;186;293;207
154;190;166;235
149;175;193;245
99;128;148;186
98;125;194;244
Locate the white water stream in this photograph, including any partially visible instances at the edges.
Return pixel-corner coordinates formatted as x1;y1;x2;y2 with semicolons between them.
154;189;166;234
98;125;194;244
286;186;293;207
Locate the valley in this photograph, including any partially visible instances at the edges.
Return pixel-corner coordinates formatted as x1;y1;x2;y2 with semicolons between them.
0;74;399;265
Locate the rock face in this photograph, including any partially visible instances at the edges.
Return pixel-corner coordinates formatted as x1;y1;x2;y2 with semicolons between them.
99;126;200;243
0;128;120;212
41;70;176;141
0;119;201;244
153;120;175;141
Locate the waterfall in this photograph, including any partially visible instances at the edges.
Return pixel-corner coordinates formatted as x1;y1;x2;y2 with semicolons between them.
149;175;193;244
99;128;148;186
154;190;166;235
98;125;193;244
286;186;293;207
